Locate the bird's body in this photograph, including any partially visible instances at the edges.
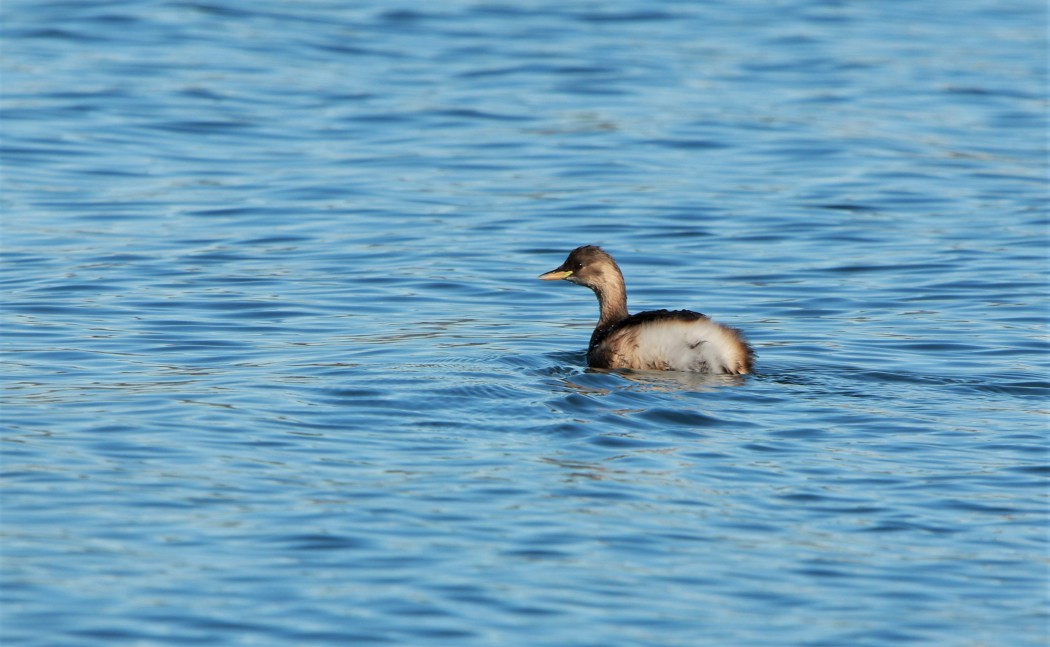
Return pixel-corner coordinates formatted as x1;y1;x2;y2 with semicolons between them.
539;246;753;375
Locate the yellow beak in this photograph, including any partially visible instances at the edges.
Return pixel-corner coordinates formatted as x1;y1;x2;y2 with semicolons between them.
538;269;573;281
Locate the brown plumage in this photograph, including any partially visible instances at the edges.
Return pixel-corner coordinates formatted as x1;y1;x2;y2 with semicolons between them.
538;246;754;374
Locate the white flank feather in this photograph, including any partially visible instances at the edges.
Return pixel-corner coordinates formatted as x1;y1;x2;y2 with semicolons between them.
602;318;749;373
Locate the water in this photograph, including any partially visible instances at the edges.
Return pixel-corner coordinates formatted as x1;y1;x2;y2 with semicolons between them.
2;1;1047;645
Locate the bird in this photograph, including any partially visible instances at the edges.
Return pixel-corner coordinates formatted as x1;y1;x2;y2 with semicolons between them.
538;245;753;374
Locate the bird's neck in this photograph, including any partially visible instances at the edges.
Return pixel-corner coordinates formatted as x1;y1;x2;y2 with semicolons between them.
589;277;629;348
597;288;628;327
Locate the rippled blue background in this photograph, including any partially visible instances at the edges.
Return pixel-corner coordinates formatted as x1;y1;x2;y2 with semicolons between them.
3;1;1047;645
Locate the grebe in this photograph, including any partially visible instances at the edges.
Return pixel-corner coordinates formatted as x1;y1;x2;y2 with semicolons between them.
538;246;754;374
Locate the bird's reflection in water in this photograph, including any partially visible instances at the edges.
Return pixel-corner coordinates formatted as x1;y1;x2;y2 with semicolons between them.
563;368;748;395
540;456;611;481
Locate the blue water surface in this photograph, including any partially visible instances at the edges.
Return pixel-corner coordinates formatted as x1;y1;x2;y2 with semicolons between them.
2;1;1048;645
